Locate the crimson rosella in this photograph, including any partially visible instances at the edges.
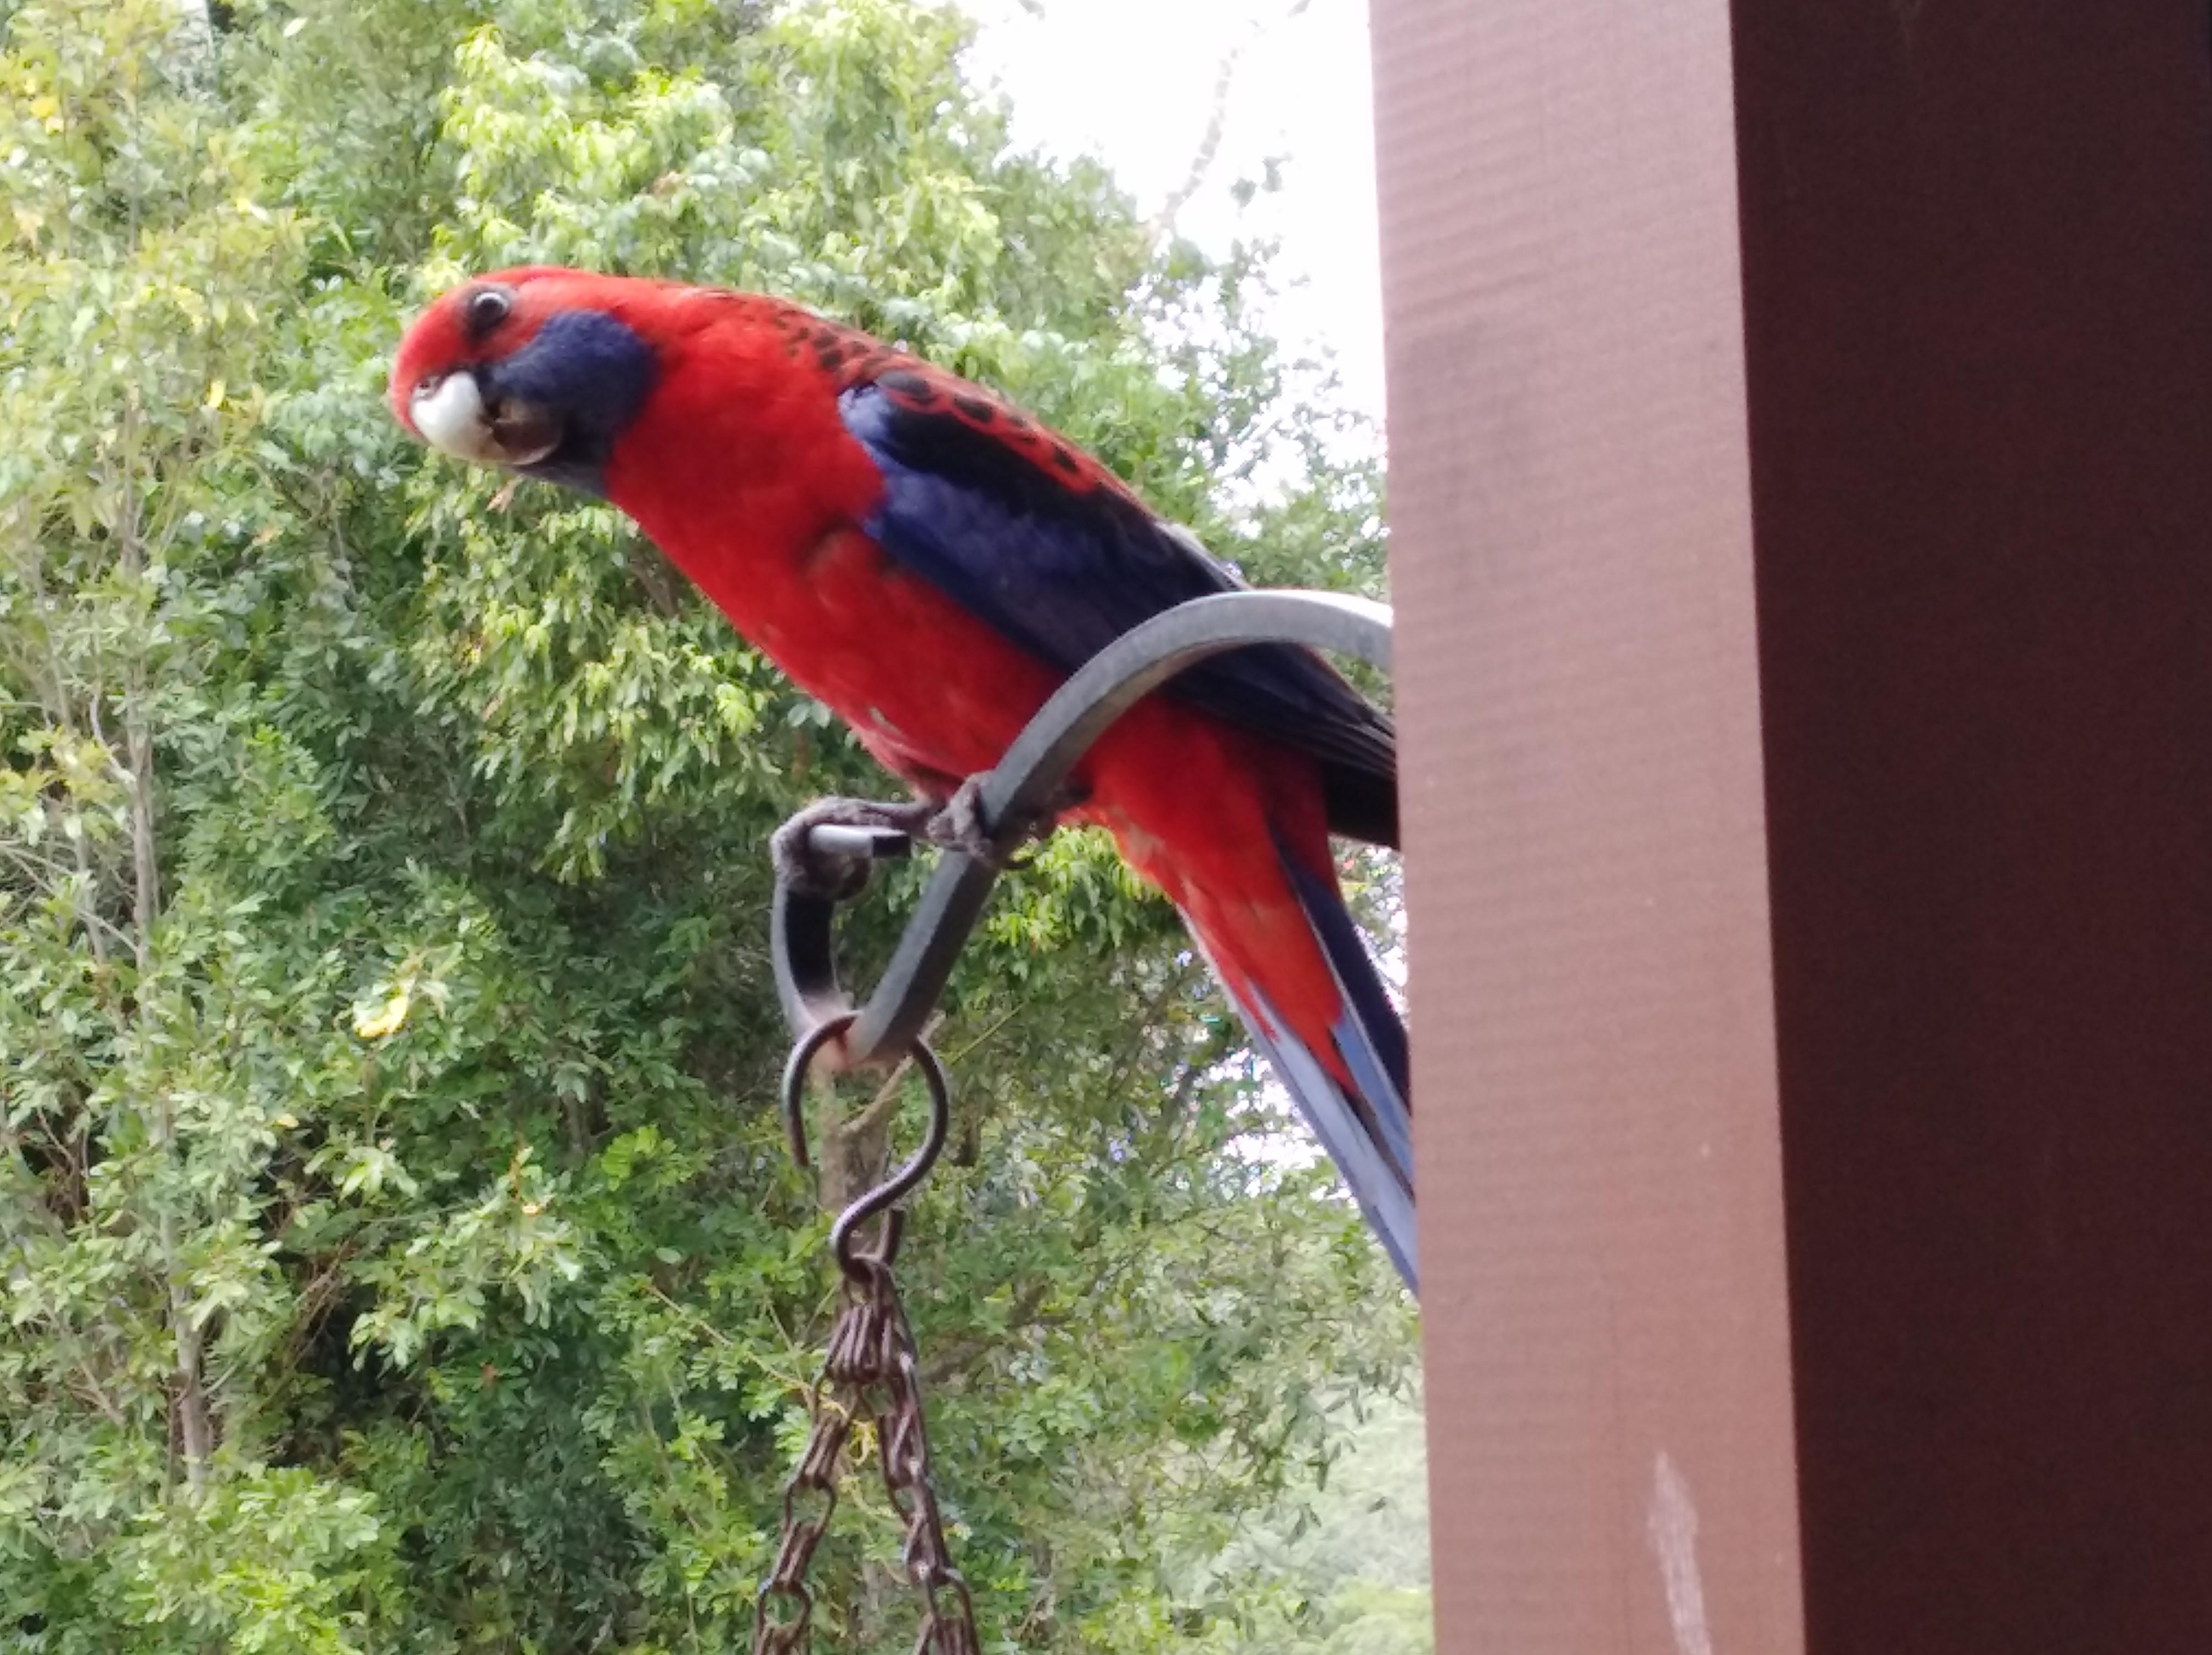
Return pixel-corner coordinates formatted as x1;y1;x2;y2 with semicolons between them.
389;269;1414;1288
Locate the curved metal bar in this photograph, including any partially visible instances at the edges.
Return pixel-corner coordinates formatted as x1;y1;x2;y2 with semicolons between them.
769;590;1391;1067
845;590;1391;1065
772;882;856;1037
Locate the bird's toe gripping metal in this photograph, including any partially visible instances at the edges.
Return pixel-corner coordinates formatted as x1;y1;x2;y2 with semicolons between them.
912;774;1090;869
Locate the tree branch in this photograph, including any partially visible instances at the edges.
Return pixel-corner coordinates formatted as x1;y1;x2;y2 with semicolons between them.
1144;0;1313;243
845;1012;948;1144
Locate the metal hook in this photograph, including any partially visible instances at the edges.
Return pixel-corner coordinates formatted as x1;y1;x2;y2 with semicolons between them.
778;1012;953;1282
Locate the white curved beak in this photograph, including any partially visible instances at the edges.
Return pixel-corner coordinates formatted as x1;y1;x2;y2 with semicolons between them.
409;372;561;468
411;373;501;463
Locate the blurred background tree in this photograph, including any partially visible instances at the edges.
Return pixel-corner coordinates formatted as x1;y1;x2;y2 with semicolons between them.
0;0;1418;1649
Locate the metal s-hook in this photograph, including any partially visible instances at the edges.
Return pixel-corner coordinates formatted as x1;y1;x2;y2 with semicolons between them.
778;1012;953;1283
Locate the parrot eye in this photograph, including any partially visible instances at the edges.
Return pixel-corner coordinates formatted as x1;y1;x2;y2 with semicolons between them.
463;286;514;336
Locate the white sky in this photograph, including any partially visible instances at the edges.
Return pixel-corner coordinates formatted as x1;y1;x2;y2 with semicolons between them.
960;0;1387;423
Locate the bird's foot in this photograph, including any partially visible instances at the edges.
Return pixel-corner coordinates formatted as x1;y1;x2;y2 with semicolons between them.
773;780;1092;894
915;775;1090;869
771;796;935;900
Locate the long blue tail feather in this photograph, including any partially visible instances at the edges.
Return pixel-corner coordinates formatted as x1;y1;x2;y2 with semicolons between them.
1210;835;1417;1293
1234;985;1419;1291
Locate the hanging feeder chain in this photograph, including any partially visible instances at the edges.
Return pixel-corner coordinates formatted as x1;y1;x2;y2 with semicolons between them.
754;1261;978;1655
755;1020;977;1655
859;1257;980;1655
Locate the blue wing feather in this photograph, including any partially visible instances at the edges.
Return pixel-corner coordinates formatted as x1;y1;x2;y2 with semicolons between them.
838;379;1398;846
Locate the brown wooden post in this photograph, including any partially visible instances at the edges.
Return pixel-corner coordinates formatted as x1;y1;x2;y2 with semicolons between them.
1736;5;2212;1650
1374;0;2212;1648
1373;0;1805;1648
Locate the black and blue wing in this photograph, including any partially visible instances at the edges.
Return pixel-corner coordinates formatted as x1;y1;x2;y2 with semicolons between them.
837;372;1398;847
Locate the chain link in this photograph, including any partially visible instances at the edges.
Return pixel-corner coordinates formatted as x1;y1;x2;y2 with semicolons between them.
752;1375;851;1654
853;1255;979;1655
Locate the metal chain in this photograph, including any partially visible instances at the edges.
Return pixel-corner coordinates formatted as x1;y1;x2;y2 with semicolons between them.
856;1251;980;1655
755;1025;978;1655
752;1370;851;1654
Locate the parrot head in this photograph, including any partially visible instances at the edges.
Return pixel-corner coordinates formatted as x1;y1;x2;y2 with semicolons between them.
388;268;662;497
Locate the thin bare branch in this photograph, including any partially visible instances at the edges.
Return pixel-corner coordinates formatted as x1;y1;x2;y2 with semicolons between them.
1145;0;1314;241
847;1011;948;1142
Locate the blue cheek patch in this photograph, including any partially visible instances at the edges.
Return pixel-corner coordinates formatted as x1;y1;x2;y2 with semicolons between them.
488;310;658;497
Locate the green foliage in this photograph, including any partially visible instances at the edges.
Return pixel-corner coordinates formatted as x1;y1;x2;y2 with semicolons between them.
1;1;1415;1650
1195;1392;1431;1655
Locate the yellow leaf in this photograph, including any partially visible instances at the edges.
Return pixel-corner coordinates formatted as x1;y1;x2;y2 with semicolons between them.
353;989;411;1040
203;379;225;411
273;1113;298;1130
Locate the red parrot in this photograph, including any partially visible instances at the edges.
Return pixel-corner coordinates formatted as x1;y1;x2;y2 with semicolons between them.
389;269;1414;1288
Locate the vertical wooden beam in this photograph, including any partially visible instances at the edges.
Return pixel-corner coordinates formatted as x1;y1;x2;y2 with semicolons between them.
1735;5;2212;1649
1372;1;1805;1650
